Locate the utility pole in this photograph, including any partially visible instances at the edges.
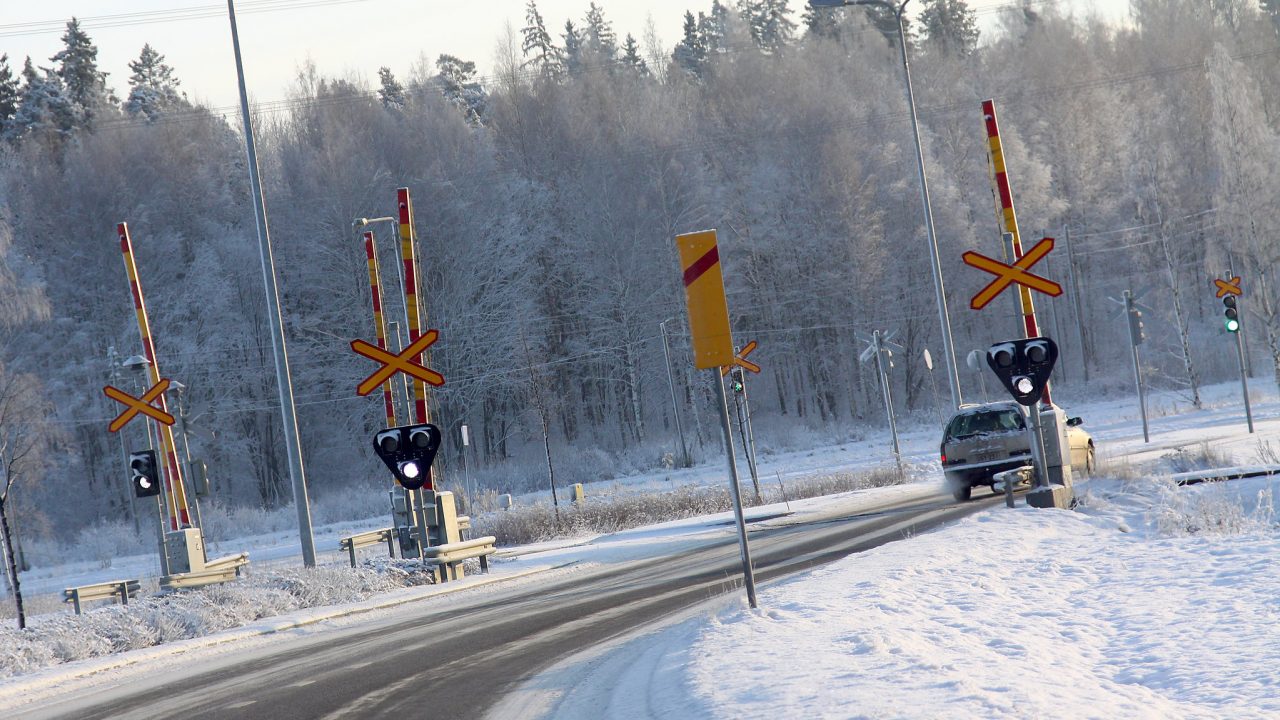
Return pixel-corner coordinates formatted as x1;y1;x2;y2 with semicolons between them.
659;320;692;468
108;346;141;534
1063;225;1090;382
226;0;316;567
1123;290;1150;443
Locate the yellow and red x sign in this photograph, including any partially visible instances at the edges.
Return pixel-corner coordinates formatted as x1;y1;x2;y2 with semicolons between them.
720;340;762;377
963;238;1063;310
1214;276;1242;299
104;379;175;433
352;330;445;396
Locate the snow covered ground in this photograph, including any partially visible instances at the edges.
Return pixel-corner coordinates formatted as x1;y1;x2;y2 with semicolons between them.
2;379;1278;719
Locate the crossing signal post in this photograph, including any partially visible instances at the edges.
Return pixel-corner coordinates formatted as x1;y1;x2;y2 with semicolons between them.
130;451;161;498
1118;290;1150;443
1223;296;1239;333
1213;274;1252;433
373;424;442;491
986;337;1072;508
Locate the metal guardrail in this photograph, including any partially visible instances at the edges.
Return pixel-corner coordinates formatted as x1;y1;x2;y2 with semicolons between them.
422;536;498;581
63;579;141;615
338;527;396;567
161;553;250;592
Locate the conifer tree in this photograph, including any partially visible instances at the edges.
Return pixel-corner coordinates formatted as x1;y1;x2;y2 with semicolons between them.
124;44;185;121
521;1;563;80
620;34;649;77
50;18;113;129
5;57;78;144
920;0;978;56
673;11;707;78
0;55;17;136
377;66;406;111
563;20;584;75
583;3;618;60
436;54;486;124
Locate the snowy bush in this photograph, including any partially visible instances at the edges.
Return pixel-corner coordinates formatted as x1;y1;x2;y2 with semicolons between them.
0;562;440;679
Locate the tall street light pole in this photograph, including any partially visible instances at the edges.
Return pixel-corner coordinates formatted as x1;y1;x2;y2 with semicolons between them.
226;0;317;567
811;0;962;409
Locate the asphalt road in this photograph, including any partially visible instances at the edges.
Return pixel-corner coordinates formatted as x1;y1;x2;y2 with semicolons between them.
14;489;1003;720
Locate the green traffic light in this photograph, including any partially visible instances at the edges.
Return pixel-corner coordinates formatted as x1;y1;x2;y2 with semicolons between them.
1226;317;1240;333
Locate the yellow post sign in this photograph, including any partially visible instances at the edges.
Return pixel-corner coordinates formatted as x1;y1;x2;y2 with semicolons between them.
677;230;735;369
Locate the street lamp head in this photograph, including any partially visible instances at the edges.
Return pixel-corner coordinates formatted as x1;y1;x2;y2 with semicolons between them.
121;355;151;373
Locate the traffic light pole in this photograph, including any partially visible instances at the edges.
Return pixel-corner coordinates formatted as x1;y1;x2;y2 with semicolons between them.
873;331;903;474
1124;290;1150;444
714;371;757;609
1233;298;1254;434
731;377;762;504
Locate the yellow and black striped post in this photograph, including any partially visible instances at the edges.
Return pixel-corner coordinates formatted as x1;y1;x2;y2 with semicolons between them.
117;222;191;530
397;188;431;426
363;231;397;428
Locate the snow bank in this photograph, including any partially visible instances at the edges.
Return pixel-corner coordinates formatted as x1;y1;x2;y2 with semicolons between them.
688;476;1280;719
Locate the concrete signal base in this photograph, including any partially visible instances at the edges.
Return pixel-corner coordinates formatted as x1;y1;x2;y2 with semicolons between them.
1026;484;1074;509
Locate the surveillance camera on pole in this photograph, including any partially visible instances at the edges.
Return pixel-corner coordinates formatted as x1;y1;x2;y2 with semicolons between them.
373;424;442;491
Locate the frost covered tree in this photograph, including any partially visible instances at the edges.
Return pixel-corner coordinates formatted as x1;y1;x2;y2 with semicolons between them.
124;44;184;121
562;20;584;75
920;0;979;55
739;0;796;53
582;3;618;60
377;66;406;110
521;1;563;80
5;58;78;144
0;56;17;137
673;12;707;78
51;18;113;129
435;54;486;123
620;34;650;76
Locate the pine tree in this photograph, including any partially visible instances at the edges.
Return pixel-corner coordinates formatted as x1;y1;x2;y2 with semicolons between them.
377;67;406;111
673;11;707;78
0;55;17;136
5;57;78;144
436;54;487;124
582;3;618;60
701;4;729;56
620;34;649;77
50;18;112;129
563;20;584;76
738;0;795;54
521;1;563;80
124;44;185;121
919;0;978;56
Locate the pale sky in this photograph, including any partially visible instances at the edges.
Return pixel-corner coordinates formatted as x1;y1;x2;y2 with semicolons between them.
1;1;1131;114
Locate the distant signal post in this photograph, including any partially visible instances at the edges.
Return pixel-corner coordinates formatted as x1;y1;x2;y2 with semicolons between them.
677;229;758;609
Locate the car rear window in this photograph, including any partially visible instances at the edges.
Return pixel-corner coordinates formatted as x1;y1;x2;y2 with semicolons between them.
946;409;1025;440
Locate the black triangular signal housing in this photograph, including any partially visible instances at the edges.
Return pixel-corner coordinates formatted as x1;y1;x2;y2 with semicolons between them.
986;337;1059;407
372;423;441;490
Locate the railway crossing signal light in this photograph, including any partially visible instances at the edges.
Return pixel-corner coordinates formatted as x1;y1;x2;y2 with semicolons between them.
373;423;441;491
1223;296;1240;333
129;450;161;497
730;368;745;394
986;337;1058;407
1127;307;1145;345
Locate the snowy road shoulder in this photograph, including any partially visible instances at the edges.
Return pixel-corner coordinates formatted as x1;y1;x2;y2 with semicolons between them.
534;475;1280;720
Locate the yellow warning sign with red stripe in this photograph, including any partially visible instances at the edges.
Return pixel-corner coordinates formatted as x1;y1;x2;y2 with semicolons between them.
677;230;735;369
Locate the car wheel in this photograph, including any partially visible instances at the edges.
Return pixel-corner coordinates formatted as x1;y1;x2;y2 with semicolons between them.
951;483;972;502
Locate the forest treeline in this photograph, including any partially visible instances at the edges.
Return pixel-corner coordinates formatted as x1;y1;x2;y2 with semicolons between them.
0;0;1278;539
